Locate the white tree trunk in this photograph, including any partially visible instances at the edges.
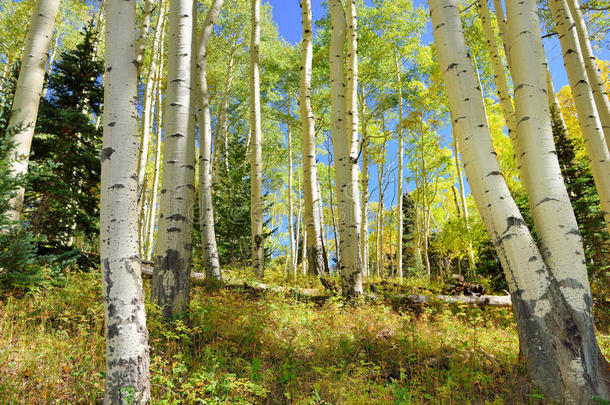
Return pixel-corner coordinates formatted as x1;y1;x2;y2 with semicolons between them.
451;131;475;271
101;0;150;402
152;0;195;320
546;69;563;125
196;0;224;280
566;0;610;146
360;118;369;278
431;0;609;400
135;0;155;73
250;0;264;278
478;0;518;163
145;30;165;262
137;0;166;196
549;0;610;235
330;0;363;298
394;51;404;280
6;0;60;222
507;0;609;399
300;0;328;276
287;103;295;276
41;33;60;99
214;37;237;175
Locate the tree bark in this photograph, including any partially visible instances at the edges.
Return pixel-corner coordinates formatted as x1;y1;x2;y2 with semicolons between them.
196;0;224;280
145;37;165;262
478;0;518;165
360;115;370;278
249;0;264;278
137;0;166;199
152;0;195;320
135;0;155;76
549;0;610;235
566;0;610;146
300;0;328;277
507;0;609;399
491;0;511;71
329;0;363;297
288;101;296;276
394;51;404;280
41;33;60;99
101;0;150;402
451;130;476;271
6;0;60;222
546;67;570;136
431;0;610;401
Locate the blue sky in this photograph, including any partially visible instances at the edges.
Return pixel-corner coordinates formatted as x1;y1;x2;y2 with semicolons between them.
261;0;609;253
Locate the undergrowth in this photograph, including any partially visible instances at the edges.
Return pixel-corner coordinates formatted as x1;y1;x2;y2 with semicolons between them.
0;270;608;404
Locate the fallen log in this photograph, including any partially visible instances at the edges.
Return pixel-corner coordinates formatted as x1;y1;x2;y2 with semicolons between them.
140;264;512;307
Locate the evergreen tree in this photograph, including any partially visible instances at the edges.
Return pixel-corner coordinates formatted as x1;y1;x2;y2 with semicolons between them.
0;69;39;288
211;129;274;267
401;191;417;273
24;24;103;248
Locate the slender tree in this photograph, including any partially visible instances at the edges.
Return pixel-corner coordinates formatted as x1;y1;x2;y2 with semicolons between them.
214;37;238;174
101;0;150;402
394;51;404;280
329;0;363;298
250;0;264;278
6;0;60;222
152;0;195;319
430;0;609;401
196;0;224;280
566;0;610;146
145;28;166;262
135;0;155;75
287;100;296;275
300;0;328;276
137;0;166;197
477;0;517;163
549;0;610;234
359;110;370;277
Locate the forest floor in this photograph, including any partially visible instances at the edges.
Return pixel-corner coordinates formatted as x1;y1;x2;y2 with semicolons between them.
0;270;608;404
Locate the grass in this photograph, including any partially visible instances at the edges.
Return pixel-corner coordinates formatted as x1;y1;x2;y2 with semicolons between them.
0;270;608;404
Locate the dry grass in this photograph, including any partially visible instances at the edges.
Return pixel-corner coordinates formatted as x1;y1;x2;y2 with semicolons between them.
0;271;608;404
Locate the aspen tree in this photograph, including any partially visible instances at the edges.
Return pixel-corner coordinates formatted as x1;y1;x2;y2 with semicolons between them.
452;134;475;271
214;37;238;174
549;0;610;234
288;101;296;276
360;116;370;278
6;0;60;222
300;0;328;276
477;0;517;158
507;0;609;398
40;33;60;99
101;0;150;402
566;0;610;146
346;0;362;266
145;32;165;262
431;0;609;400
394;51;404;280
196;0;224;280
137;0;166;198
135;0;155;74
152;0;195;319
329;0;363;298
250;0;264;278
546;68;569;135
